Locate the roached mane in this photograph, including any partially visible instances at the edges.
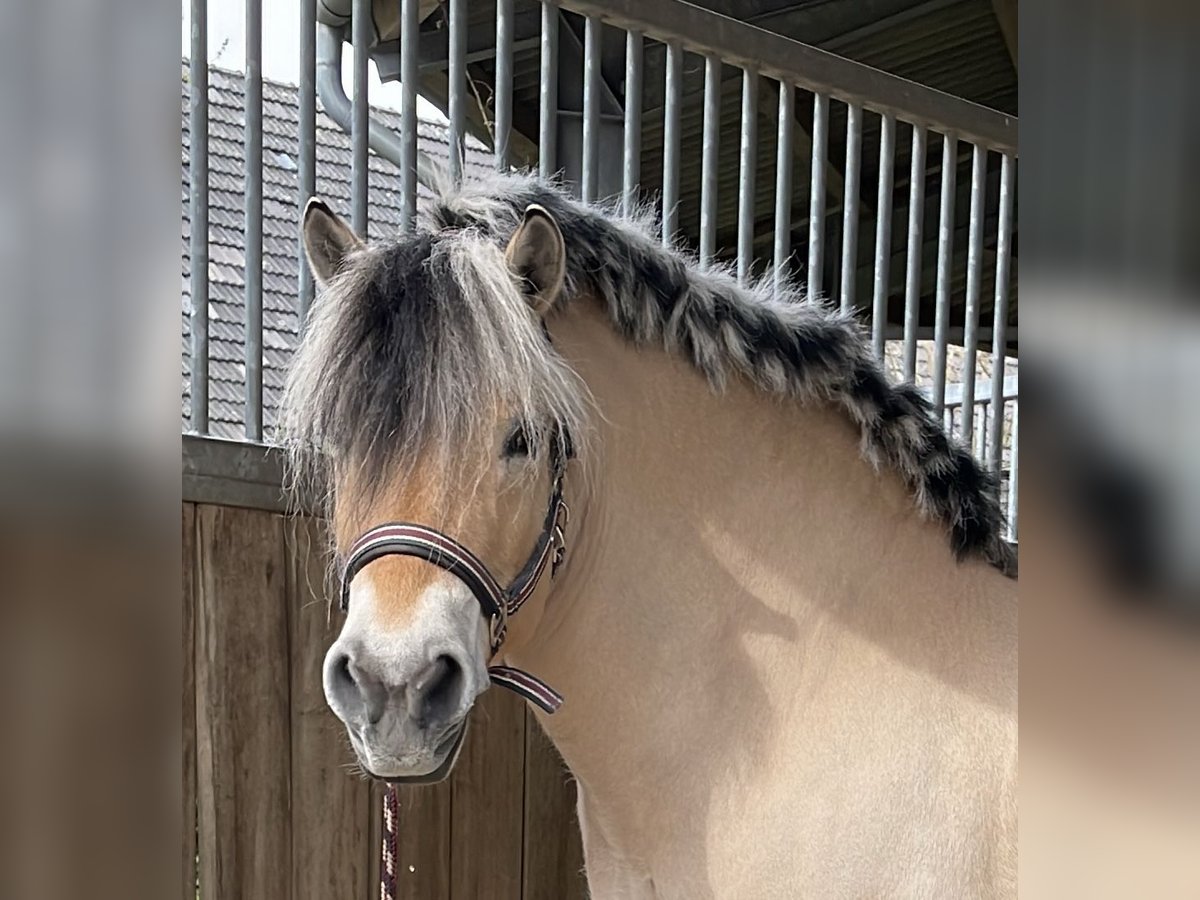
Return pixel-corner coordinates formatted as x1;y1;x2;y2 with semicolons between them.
283;171;1016;577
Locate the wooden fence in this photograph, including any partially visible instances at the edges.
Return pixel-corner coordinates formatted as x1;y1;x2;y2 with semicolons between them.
183;503;588;899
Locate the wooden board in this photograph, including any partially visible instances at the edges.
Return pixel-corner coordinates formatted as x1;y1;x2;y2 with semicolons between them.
286;516;371;900
449;688;527;900
393;776;452;899
194;505;291;900
182;504;197;900
522;711;588;900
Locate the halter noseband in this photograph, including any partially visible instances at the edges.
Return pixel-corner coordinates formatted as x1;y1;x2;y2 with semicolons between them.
338;430;572;717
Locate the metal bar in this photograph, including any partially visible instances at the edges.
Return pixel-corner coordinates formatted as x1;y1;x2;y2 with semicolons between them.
556;0;1018;154
316;24;440;184
959;143;986;443
807;92;828;297
839;102;862;313
538;2;559;179
902;123;926;381
448;0;467;184
188;0;209;433
870;113;894;359
399;0;418;230
737;68;758;283
298;0;316;328
351;0;370;235
699;54;721;266
581;15;601;202
495;0;514;170
987;153;1015;474
622;29;643;214
662;41;682;244
773;81;794;294
1006;404;1019;541
931;132;957;416
245;0;263;441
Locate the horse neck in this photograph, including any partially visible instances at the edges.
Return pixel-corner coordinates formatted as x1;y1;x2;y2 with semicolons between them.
518;295;1016;837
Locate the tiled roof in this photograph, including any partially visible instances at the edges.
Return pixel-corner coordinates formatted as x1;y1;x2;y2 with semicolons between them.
181;61;493;438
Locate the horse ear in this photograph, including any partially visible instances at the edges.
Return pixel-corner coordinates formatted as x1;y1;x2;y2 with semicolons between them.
302;198;363;285
505;204;566;315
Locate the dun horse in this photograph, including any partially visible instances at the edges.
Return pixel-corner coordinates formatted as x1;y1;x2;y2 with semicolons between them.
282;174;1017;898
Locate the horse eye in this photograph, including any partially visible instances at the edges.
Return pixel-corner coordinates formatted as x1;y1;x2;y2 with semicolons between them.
502;424;530;458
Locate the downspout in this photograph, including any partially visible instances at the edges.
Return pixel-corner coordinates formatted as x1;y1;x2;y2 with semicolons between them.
315;17;442;187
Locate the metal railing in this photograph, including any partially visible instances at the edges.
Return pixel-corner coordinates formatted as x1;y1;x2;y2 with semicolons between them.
183;0;1018;536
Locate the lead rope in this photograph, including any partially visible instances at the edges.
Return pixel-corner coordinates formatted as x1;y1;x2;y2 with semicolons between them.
382;785;399;900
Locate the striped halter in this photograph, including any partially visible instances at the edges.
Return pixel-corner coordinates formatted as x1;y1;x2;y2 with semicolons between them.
338;430;572;719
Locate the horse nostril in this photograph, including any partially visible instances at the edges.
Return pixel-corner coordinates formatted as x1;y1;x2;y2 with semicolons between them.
411;654;465;728
324;649;387;726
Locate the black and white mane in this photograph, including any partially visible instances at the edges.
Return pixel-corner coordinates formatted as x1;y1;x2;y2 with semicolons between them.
282;172;1016;577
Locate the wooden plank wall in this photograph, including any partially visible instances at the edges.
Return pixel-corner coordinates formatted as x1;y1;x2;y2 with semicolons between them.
183;503;587;900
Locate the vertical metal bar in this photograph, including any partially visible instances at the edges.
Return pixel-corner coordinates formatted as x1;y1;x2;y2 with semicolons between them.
807;92;828;297
699;54;720;267
1006;404;1019;541
581;15;601;203
737;67;758;283
351;0;369;235
959;143;986;443
773;82;794;294
871;113;894;360
839;102;861;313
662;41;682;245
622;29;643;215
449;0;467;184
495;0;514;171
298;0;316;328
931;132;957;416
538;1;558;179
902;124;926;381
987;154;1015;474
399;0;418;230
188;0;209;433
245;0;263;441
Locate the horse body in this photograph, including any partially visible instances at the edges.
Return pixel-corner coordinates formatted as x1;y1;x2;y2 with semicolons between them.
284;175;1017;898
509;297;1017;898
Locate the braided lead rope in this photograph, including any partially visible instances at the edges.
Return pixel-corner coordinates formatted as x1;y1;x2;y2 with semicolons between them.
381;786;398;900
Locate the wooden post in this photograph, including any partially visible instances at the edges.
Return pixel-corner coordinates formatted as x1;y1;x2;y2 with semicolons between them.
195;505;291;900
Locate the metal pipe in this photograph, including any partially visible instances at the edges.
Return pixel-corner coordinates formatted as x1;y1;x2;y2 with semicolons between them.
699;54;720;267
773;81;794;295
839;102;861;313
399;0;418;230
662;41;682;245
931;132;957;416
316;25;441;185
188;0;209;433
871;113;894;360
495;0;514;170
351;0;369;235
622;29;642;214
538;2;559;179
581;15;601;202
245;0;263;441
737;67;757;283
807;92;828;297
298;0;316;328
902;123;926;381
987;153;1015;474
448;0;466;184
959;143;986;443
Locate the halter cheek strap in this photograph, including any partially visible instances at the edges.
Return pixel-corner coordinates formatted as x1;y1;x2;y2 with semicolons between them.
338;436;571;715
